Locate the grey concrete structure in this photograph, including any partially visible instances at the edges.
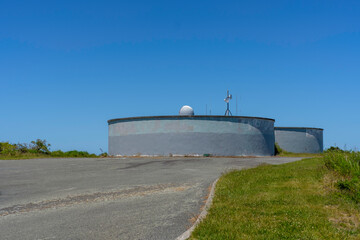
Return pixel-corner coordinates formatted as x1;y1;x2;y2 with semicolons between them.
108;116;275;156
275;127;324;153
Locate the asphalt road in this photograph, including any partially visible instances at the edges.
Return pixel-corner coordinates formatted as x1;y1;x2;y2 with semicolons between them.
0;157;303;240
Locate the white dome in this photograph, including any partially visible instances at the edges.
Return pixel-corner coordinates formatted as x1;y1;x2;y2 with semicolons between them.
179;105;194;116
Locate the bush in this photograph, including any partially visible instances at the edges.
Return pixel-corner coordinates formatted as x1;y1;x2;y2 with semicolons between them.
0;139;51;156
0;139;99;159
15;143;30;153
30;139;51;154
324;146;346;153
274;143;283;155
0;142;17;155
64;150;97;158
50;150;97;158
50;150;65;157
99;152;108;157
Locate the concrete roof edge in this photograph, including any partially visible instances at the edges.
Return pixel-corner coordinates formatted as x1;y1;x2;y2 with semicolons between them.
275;127;324;131
107;115;276;124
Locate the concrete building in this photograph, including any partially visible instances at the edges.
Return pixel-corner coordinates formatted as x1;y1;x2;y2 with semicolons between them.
274;127;324;153
108;116;275;156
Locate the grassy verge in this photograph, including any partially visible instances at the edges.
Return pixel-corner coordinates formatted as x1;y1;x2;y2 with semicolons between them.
324;150;360;203
274;143;323;158
0;153;54;160
0;151;104;160
277;152;323;158
190;158;360;239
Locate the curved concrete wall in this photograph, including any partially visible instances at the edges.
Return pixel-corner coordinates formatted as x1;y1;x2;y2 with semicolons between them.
108;116;275;156
275;127;323;153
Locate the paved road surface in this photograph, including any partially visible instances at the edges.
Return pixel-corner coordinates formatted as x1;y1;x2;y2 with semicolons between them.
0;157;303;240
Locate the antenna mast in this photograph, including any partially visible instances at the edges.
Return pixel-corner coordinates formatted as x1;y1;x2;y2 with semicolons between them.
224;90;232;116
236;95;238;115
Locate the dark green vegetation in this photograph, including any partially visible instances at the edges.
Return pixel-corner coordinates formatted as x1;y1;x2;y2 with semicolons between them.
274;142;283;155
0;139;107;159
274;142;322;158
324;148;360;203
190;154;360;239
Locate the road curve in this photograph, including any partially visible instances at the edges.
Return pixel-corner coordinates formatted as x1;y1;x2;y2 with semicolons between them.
0;157;302;240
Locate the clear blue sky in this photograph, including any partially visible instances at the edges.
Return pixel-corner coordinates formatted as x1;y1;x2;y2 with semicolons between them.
1;0;360;153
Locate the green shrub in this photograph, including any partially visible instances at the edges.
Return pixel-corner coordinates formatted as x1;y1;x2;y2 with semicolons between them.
64;150;97;158
0;142;17;155
50;150;65;157
324;146;346;153
30;139;51;154
1;139;99;159
15;143;30;153
99;152;108;157
50;150;98;158
274;143;283;155
1;139;51;156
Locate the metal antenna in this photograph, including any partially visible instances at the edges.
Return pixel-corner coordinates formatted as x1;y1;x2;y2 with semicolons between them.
236;95;238;115
224;90;232;116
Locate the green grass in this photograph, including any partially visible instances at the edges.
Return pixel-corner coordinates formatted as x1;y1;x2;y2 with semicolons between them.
0;150;105;160
324;151;360;203
190;158;360;240
0;153;53;160
277;152;323;158
274;142;323;158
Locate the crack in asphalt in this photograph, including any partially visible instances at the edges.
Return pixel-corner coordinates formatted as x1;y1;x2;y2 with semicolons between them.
0;183;191;217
